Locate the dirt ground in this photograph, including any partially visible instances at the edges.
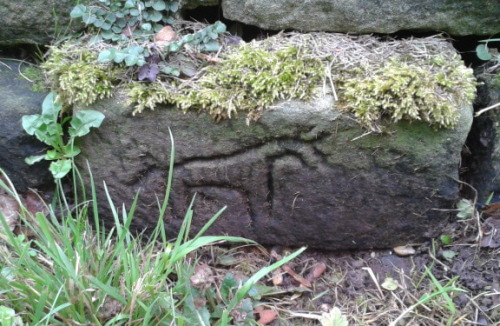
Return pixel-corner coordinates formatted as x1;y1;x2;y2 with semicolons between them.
198;214;499;326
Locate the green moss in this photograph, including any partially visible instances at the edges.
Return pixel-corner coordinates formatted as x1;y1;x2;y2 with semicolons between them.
126;82;173;115
42;44;119;108
339;55;476;131
20;65;46;92
127;45;325;120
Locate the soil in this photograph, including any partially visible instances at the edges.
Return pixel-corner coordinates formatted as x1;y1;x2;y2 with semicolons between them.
198;215;500;326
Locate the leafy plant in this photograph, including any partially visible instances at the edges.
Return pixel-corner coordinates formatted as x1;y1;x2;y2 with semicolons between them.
22;92;105;179
0;306;24;326
71;0;181;41
390;266;466;326
456;198;474;219
0;132;304;325
70;0;226;75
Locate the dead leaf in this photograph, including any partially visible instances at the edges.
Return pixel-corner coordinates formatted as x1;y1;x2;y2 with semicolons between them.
393;245;415;257
122;25;137;38
482;202;500;216
283;265;312;288
196;53;220;63
306;262;327;283
480;216;500;248
190;264;214;289
255;306;278;325
154;26;177;46
22;191;48;216
0;194;19;232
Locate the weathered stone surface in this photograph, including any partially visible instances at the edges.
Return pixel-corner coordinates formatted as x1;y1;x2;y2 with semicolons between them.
221;0;500;36
76;90;472;250
0;0;85;45
0;60;52;191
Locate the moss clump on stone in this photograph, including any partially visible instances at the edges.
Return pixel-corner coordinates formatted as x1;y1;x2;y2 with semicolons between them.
128;45;325;121
42;44;119;108
127;82;172;114
339;55;476;131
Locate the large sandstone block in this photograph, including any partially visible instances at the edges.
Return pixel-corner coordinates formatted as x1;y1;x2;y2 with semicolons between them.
221;0;500;36
76;91;472;250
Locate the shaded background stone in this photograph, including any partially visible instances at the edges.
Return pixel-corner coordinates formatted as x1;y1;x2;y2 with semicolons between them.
0;60;52;191
221;0;500;36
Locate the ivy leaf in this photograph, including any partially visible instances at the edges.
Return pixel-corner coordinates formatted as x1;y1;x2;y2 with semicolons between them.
201;40;220;52
149;11;163;22
476;44;493;61
153;0;166;11
124;0;136;9
213;21;227;33
168;2;179;12
70;4;86;18
98;49;117;62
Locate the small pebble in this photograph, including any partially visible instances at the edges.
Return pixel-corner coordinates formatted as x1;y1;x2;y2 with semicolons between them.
393;245;416;257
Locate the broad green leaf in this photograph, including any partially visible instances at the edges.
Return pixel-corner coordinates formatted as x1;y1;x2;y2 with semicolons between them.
45;149;63;160
41;92;61;116
61;145;81;158
0;305;24;326
22;114;41;135
50;159;72;179
24;155;46;165
69;110;105;137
